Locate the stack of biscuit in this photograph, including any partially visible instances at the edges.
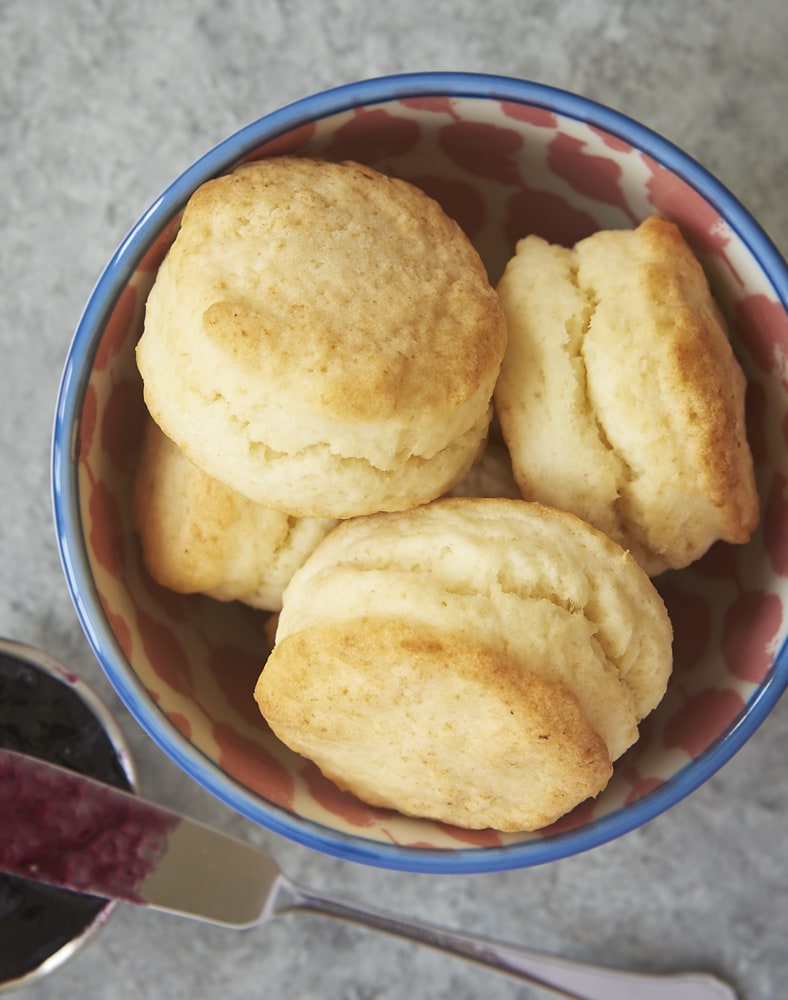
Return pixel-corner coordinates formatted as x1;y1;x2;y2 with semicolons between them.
255;498;673;831
134;156;758;831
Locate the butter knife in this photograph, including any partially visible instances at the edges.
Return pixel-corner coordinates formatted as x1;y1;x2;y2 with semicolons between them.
0;749;737;999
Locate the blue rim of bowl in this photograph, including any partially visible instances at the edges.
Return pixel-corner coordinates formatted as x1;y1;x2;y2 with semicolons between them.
52;72;788;873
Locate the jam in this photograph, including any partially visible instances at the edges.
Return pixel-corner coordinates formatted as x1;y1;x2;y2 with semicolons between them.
0;646;132;986
1;750;178;904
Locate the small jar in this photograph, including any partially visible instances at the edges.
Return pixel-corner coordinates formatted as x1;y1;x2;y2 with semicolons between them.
0;637;137;993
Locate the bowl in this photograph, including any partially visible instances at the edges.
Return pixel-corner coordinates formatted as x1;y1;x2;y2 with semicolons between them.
52;72;788;873
0;638;136;992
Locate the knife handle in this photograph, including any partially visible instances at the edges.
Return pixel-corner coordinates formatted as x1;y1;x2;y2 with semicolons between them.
269;875;737;1000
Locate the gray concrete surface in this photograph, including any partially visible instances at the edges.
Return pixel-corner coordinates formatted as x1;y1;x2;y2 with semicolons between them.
1;1;787;997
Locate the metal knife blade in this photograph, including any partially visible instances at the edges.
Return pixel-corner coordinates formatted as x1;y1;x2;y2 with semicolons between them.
0;748;278;927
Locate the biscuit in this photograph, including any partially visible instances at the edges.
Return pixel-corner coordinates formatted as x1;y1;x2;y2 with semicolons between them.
132;418;336;611
136;157;507;519
494;215;759;575
255;498;673;831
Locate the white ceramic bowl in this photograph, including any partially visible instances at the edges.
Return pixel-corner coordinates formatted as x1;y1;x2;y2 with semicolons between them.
53;72;788;872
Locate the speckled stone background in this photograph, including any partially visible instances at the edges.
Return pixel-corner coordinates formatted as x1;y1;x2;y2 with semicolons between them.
2;1;787;998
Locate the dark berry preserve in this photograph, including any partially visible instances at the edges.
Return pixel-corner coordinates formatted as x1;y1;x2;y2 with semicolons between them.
0;638;135;991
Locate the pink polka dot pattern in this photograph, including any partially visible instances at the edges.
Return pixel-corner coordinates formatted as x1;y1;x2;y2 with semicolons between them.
71;93;788;860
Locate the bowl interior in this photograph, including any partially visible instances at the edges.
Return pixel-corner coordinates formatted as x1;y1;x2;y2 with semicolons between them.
58;80;788;871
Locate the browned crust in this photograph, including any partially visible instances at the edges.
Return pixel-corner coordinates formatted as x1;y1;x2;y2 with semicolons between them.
636;216;759;542
255;616;613;832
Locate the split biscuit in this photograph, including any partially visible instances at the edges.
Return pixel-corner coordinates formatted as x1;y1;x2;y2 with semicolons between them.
255;497;673;831
136;157;507;519
132;418;336;611
494;215;759;575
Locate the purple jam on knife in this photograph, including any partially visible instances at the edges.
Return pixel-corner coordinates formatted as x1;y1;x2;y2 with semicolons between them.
1;750;178;903
0;649;132;984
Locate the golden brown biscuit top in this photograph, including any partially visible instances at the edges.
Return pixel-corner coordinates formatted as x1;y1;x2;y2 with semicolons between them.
160;157;506;420
256;615;613;832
